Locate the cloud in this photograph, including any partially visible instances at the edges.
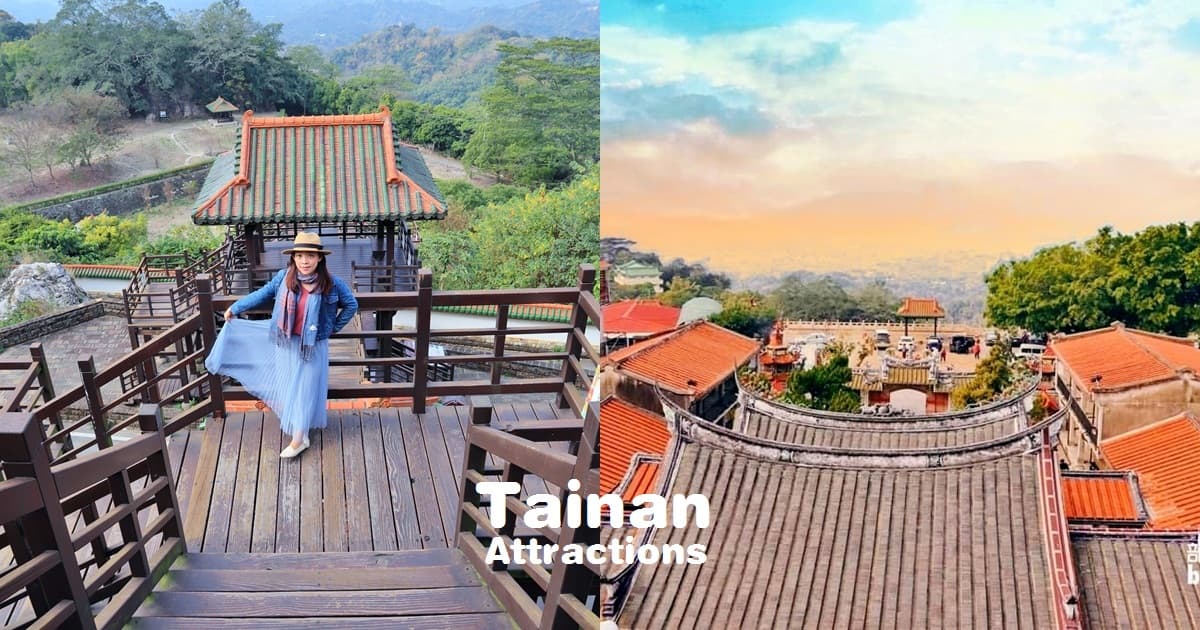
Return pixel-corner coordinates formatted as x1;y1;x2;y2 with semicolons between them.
602;83;775;138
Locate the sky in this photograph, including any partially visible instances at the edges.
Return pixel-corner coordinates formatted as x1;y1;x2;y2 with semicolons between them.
601;1;1200;277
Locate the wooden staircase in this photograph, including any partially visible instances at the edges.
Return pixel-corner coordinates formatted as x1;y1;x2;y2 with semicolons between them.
129;549;511;629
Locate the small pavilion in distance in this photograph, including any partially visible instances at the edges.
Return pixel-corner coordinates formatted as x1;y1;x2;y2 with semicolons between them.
204;96;239;124
897;296;945;337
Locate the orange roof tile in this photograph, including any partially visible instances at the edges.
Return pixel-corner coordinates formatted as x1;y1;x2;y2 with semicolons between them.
1061;474;1142;523
604;320;760;396
600;397;670;496
1102;413;1200;529
1051;323;1200;391
603;300;681;335
896;297;945;318
619;457;662;503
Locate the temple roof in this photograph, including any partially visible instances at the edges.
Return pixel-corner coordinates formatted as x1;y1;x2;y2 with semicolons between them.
602;300;681;336
1060;472;1147;526
1101;412;1200;528
1072;532;1200;627
599;397;670;496
896;297;945;318
604;320;759;397
738;406;1023;450
616;418;1058;628
192;108;445;225
1051;323;1200;392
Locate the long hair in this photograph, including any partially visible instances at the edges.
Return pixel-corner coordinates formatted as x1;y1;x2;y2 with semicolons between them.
284;254;332;294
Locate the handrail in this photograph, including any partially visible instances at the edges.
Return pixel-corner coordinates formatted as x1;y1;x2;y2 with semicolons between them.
0;407;185;630
456;397;600;630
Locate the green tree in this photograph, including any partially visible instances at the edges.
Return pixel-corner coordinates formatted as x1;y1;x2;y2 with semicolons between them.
951;343;1014;408
463;38;598;186
783;354;858;411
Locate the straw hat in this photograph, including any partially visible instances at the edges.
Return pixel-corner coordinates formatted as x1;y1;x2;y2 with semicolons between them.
282;232;332;256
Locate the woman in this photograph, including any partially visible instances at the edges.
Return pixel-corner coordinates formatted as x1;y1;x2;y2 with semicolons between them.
205;232;358;458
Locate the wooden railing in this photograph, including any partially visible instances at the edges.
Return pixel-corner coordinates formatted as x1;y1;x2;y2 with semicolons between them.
0;405;186;629
351;260;421;293
209;265;600;417
34;313;214;465
457;398;600;629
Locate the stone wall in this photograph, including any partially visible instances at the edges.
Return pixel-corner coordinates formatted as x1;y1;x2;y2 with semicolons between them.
0;300;105;350
437;336;566;379
31;164;210;222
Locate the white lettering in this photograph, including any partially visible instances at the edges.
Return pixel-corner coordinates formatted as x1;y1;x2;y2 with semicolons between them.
485;537;511;564
476;482;521;528
524;494;560;528
629;494;667;528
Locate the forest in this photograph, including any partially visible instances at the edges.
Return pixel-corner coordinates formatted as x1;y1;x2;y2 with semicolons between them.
0;0;599;300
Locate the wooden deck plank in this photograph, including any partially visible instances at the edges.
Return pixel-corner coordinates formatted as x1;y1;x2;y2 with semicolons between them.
135;588;504;617
129;613;513;629
419;407;464;546
359;410;398;551
379;407;422;550
227;412;263;552
163;566;480;591
396;406;446;548
299;429;324;553
183;417;224;553
203;413;244;553
177;549;462;570
275;413;302;553
173;429;205;535
320;415;348;552
251;414;281;553
340;411;373;551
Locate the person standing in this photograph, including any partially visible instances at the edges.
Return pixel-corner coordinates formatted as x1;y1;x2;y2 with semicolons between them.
206;232;358;458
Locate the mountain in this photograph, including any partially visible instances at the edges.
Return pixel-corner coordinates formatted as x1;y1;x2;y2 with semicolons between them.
8;0;598;47
329;24;533;106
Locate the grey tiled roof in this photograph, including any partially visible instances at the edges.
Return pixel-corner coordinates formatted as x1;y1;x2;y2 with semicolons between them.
1072;532;1200;628
616;438;1056;628
740;408;1022;449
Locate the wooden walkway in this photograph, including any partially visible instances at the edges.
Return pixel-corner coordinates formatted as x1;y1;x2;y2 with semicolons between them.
176;402;567;553
130;549;510;628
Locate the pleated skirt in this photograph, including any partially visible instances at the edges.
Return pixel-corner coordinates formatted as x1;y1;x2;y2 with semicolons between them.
204;318;329;436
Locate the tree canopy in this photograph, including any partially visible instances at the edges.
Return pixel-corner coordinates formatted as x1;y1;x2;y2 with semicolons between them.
984;223;1200;336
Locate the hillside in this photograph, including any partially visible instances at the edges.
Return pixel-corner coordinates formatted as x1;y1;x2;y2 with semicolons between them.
330;24;536;106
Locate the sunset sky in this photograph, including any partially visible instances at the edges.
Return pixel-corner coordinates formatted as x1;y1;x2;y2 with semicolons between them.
601;1;1200;276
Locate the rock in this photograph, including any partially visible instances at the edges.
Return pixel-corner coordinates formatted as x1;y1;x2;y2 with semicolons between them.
0;263;90;320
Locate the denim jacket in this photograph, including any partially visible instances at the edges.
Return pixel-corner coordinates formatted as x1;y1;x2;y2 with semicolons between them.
229;269;358;341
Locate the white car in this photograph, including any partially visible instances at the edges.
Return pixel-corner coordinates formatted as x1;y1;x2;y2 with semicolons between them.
898;336;915;353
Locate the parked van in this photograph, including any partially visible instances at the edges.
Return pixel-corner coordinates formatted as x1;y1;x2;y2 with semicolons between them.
874;329;891;349
1017;343;1046;359
898;336;915;353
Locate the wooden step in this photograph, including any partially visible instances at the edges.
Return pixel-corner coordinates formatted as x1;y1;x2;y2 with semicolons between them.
130;550;511;629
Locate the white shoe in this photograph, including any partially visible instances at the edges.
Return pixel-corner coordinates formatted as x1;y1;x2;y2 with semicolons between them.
280;440;308;458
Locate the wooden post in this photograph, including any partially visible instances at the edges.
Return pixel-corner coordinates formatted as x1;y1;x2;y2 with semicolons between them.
556;265;596;411
137;404;187;545
540;401;601;629
78;355;110;450
30;342;68;454
0;413;96;629
491;305;509;385
196;275;225;420
456;396;493;537
412;269;432;414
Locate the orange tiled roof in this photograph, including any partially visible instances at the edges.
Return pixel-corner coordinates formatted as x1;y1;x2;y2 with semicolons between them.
604;320;760;396
600;397;670;496
193;107;445;225
896;297;944;318
1102;413;1200;529
1061;474;1142;523
1051;323;1200;391
619;457;662;503
603;300;681;335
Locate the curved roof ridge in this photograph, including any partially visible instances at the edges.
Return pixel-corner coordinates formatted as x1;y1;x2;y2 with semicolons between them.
740;404;1023;434
663;393;1067;469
